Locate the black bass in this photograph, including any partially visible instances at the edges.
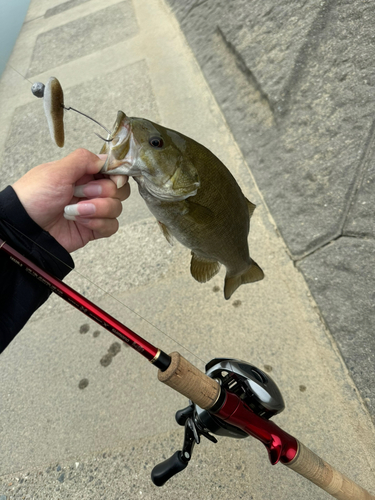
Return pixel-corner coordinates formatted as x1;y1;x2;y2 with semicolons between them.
100;111;264;299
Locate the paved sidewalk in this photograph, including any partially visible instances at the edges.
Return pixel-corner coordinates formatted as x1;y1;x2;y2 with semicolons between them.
0;1;374;499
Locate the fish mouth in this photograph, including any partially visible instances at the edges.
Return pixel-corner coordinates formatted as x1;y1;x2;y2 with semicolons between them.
100;112;200;201
100;111;138;175
140;174;200;201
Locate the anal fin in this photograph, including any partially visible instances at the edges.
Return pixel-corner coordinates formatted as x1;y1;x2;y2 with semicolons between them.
191;252;221;283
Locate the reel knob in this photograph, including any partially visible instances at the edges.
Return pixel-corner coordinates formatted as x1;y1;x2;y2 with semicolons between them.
151;451;188;486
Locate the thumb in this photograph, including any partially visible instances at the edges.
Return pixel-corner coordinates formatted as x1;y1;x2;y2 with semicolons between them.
57;148;107;183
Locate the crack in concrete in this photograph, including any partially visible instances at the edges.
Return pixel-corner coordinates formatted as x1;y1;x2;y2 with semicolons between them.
295;117;375;263
293;233;342;264
294;233;375;264
278;0;337;116
215;26;275;119
342;116;375;235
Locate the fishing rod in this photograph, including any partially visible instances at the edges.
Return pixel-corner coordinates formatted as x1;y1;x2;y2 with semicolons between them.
0;238;373;500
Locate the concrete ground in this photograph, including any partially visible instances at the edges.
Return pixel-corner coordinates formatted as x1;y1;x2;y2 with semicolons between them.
0;0;374;499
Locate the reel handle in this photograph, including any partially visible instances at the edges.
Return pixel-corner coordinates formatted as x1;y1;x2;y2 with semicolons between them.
151;451;187;486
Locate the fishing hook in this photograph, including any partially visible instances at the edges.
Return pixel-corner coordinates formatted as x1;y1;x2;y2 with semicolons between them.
93;131;113;142
62;104;113;140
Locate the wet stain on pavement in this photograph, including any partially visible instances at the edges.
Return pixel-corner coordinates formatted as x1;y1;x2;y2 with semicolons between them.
100;342;121;367
263;364;273;372
212;285;220;292
100;353;112;367
299;385;307;392
108;343;121;356
232;300;242;307
78;378;89;389
93;329;100;338
79;323;90;334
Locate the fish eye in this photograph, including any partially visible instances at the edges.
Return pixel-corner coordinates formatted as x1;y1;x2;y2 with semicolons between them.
149;136;164;148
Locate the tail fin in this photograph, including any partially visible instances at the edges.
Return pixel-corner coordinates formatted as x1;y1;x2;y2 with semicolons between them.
224;260;264;300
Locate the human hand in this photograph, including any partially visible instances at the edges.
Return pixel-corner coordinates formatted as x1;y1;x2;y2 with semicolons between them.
12;148;130;253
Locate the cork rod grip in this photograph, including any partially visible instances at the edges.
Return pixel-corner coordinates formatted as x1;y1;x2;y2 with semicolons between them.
157;352;220;410
286;441;375;500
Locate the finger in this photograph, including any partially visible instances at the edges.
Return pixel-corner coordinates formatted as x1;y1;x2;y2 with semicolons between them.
73;177;130;202
115;180;131;202
75;217;119;238
63;197;123;220
50;149;107;184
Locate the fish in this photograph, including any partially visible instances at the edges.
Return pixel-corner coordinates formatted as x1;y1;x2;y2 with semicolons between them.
100;110;264;299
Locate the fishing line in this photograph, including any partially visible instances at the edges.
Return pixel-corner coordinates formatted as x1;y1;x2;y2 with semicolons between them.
2;219;206;365
9;65;34;85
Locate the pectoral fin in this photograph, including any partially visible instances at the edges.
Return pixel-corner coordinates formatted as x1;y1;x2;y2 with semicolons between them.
184;201;215;225
190;252;221;283
224;259;264;300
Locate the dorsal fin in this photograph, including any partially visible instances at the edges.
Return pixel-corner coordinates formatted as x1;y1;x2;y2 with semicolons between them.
246;198;256;219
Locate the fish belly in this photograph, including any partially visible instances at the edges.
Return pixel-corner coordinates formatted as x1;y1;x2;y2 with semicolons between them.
138;184;250;275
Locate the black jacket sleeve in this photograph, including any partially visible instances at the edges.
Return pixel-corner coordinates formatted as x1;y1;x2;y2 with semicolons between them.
0;186;74;353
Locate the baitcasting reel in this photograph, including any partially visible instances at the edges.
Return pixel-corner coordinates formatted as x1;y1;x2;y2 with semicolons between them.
151;358;285;486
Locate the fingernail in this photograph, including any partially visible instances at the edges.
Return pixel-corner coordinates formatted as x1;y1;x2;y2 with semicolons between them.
109;175;127;189
63;214;92;223
74;183;102;197
95;155;107;172
117;177;126;189
63;213;77;221
64;203;96;216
